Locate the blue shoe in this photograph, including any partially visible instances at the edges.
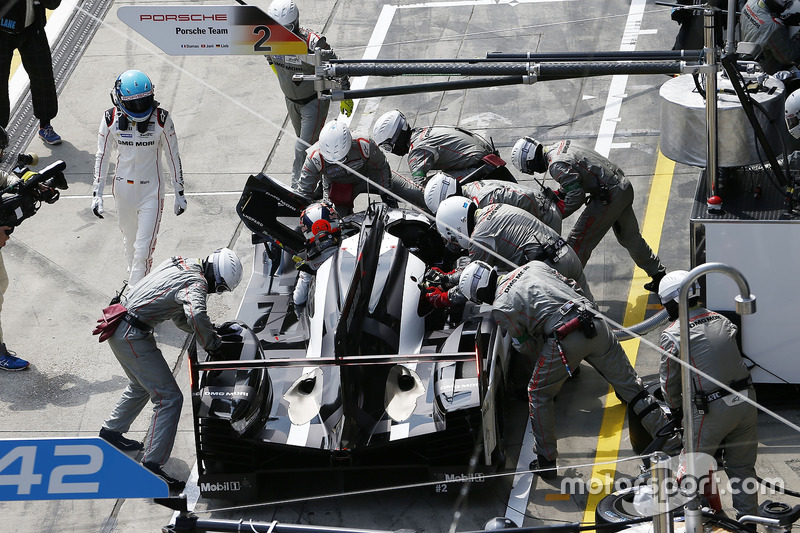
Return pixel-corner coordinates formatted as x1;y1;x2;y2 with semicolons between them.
0;345;29;371
38;125;62;145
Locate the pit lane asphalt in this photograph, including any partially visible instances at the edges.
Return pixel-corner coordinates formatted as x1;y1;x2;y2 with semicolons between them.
2;1;800;532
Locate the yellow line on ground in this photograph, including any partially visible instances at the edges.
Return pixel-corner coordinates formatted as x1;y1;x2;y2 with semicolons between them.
11;51;22;79
580;150;676;524
9;8;56;81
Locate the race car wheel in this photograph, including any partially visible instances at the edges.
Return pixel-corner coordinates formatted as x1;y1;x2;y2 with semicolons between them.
595;484;709;532
594;485;643;532
492;385;507;468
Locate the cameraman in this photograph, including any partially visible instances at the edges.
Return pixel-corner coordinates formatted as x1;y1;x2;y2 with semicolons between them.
0;128;29;370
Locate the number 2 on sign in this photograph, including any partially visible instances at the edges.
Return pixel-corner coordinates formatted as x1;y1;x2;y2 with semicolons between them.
0;445;102;495
253;25;272;53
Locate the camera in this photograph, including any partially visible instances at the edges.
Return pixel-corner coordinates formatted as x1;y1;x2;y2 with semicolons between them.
1;158;68;235
16;153;39;167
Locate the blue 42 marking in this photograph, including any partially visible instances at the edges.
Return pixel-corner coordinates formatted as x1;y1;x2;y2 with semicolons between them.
0;438;168;501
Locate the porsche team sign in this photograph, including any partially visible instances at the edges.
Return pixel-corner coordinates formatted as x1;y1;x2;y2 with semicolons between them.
118;5;307;56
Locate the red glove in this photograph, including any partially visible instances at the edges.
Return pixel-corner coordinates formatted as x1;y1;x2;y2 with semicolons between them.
555;198;565;215
425;287;452;309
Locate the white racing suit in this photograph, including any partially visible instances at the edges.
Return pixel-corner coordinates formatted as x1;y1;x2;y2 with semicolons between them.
292;240;337;306
544;140;665;278
491;262;672;462
103;256;221;466
296;136;423;214
660;307;758;517
94;107;184;286
407;126;513;183
462;179;563;234
740;0;800;75
267;29;345;187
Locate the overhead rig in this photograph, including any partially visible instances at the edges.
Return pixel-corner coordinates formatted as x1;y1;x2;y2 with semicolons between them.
295;48;707;101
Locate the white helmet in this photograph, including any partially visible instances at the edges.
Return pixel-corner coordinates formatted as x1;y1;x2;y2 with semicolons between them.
786;90;800;139
267;0;300;31
511;136;547;174
435;196;476;249
424;171;461;214
318;121;352;163
372;110;408;152
206;247;244;293
657;270;699;305
459;260;498;304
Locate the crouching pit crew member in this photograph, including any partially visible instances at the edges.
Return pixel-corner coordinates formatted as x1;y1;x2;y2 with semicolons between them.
430;198;593;303
458;260;677;480
424;171;562;234
295;120;423;215
511;136;667;292
94;247;243;492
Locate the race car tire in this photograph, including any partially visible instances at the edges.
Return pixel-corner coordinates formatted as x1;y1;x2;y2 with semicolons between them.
594;485;644;532
595;484;709;532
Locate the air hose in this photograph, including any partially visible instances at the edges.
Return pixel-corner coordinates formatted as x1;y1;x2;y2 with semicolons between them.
759;476;800;498
612;308;671;341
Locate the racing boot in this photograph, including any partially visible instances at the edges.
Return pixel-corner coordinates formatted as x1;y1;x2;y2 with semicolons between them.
99;427;144;451
529;454;558;481
143;461;186;493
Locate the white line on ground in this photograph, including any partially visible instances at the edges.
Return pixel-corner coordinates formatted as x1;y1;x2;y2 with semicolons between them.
594;0;646;158
505;0;647;524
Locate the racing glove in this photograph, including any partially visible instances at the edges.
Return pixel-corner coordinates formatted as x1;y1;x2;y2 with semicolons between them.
174;189;187;216
426;266;458;289
340;99;354;117
553;189;566;215
91;180;104;218
783;10;800;25
425;287;453;309
216;321;244;340
381;193;399;208
91;195;104;219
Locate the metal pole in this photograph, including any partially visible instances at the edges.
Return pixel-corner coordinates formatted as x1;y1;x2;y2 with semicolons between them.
326;60;685;78
651;451;674;533
483;50;702;61
684;497;703;533
704;7;719;199
725;0;737;55
678;263;756;492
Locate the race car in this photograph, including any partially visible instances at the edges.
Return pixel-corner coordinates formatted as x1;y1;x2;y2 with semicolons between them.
188;173;512;500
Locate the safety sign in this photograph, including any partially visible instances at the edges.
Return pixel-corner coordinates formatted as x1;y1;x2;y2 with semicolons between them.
0;438;168;500
118;5;307;56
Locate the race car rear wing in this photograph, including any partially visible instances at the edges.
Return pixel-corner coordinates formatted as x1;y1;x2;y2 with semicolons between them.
191;350;478;371
235;172;311;256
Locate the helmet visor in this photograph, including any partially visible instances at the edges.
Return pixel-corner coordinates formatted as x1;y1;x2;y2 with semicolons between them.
122;94;154;115
214;270;231;293
787;114;799;132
